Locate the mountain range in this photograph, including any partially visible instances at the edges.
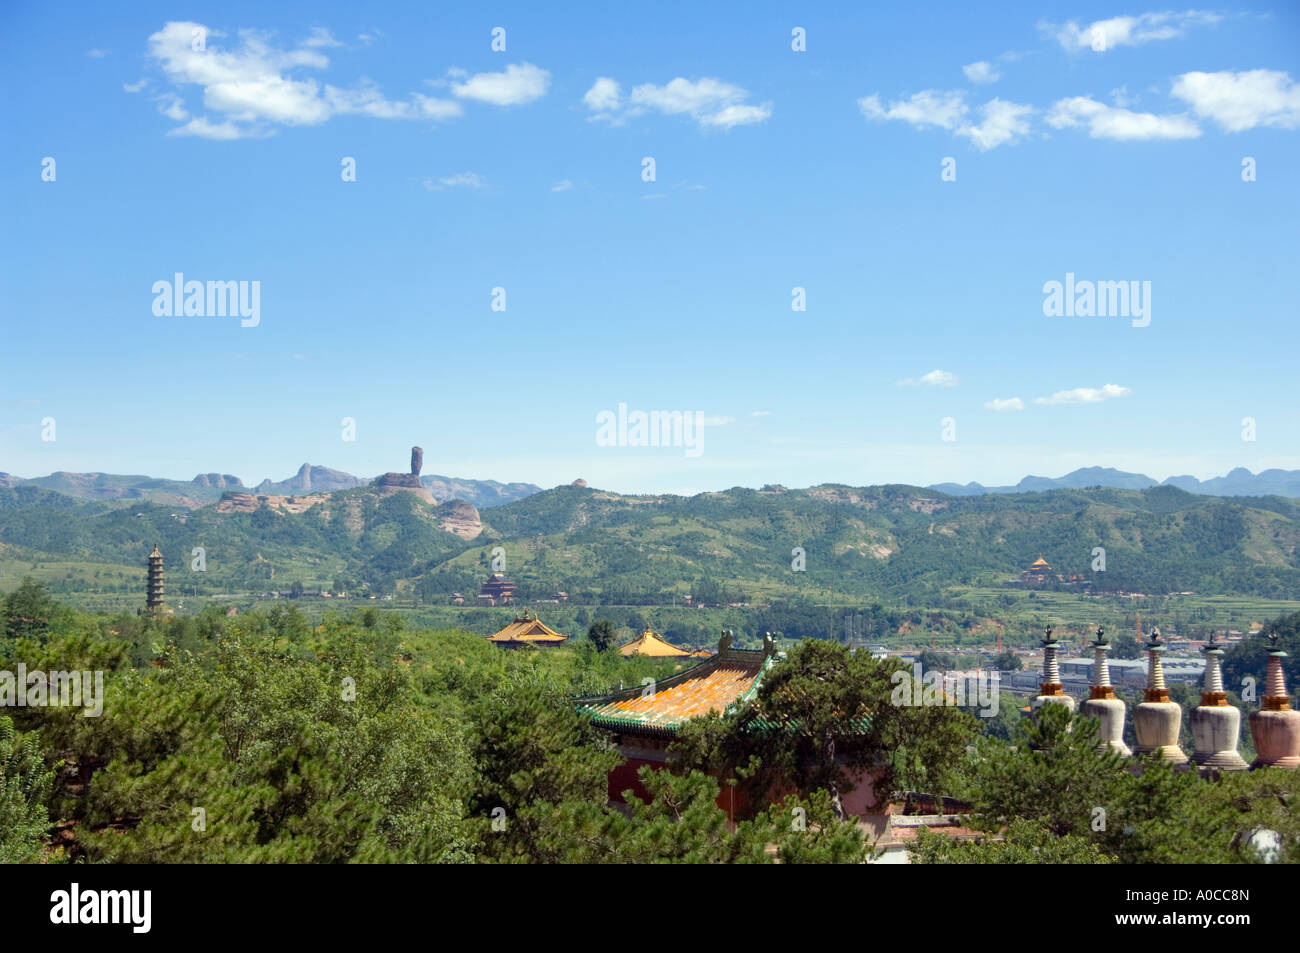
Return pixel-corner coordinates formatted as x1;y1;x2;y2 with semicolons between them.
0;465;544;510
1;464;1296;510
2;476;1297;609
928;467;1300;499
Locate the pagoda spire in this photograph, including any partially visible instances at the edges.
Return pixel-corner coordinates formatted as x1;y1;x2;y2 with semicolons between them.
1031;625;1075;712
1081;626;1130;755
1190;633;1247;771
145;543;165;615
1249;631;1300;769
1132;626;1188;765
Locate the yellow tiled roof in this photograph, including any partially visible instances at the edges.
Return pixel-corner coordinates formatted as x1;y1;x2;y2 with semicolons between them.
576;647;773;736
485;611;568;644
619;628;691;657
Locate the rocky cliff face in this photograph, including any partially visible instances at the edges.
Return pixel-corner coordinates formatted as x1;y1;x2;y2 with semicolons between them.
438;499;482;540
192;473;244;489
216;492;333;515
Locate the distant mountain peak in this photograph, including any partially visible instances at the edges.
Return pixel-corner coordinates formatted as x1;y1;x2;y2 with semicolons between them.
930;466;1300;499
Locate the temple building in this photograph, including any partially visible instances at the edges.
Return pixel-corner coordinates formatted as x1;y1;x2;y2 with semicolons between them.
1020;556;1054;587
478;572;516;605
485;609;567;648
1018;555;1091;591
619;628;691;658
575;632;779;818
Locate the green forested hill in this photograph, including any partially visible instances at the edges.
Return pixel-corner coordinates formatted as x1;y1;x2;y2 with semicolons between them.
464;483;1300;602
0;481;1297;604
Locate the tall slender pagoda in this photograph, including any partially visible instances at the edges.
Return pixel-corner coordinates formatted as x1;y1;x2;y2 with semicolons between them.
1132;626;1188;764
1190;633;1247;771
145;543;165;615
1031;626;1075;712
1249;631;1300;769
1080;626;1129;755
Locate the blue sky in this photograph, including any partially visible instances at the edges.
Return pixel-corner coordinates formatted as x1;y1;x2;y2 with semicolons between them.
2;1;1297;495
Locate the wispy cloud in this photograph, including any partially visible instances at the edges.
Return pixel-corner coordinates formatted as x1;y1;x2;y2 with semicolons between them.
957;98;1033;150
1046;96;1199;140
447;62;550;106
584;75;772;130
983;397;1025;412
423;172;487;191
963;61;1000;84
1171;69;1300;132
140;21;517;139
1043;11;1222;53
86;48;109;59
859;90;1031;150
897;369;960;388
1034;384;1131;405
551;179;574;192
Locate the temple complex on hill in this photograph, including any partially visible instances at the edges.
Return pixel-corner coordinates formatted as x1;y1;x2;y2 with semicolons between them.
485;609;567;648
1020;556;1054;586
1018;555;1091;590
478;573;516;605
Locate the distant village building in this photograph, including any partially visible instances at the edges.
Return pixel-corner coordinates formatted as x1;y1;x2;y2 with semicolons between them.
451;592;464;605
479;572;516;604
485;610;568;648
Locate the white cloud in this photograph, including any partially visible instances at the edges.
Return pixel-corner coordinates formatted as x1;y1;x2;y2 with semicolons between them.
750;410;772;417
123;79;148;93
963;61;1000;84
699;102;772;128
423;172;486;191
86;48;109;59
1046;96;1199;139
957;98;1032;150
860;91;1029;149
589;76;772;129
301;27;341;49
858;90;967;129
551;179;574;192
700;415;736;427
1045;11;1221;53
410;94;464;120
983;397;1025;412
1171;69;1300;132
449;62;549;105
141;20;479;138
898;370;960;388
167;116;250;140
1034;384;1132;405
583;77;622;114
157;93;189;121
